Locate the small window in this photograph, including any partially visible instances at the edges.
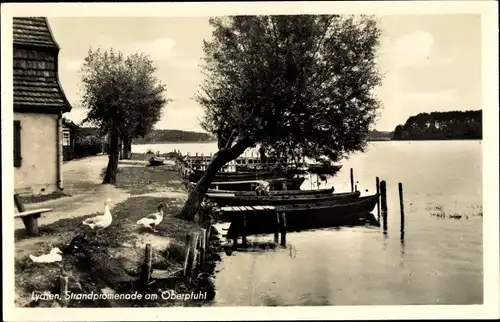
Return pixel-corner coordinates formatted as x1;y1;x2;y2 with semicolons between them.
62;130;70;146
14;120;22;167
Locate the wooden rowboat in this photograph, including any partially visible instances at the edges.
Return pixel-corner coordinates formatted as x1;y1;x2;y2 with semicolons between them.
149;156;165;166
206;187;335;196
189;170;285;183
205;191;360;207
222;194;380;234
209;177;305;192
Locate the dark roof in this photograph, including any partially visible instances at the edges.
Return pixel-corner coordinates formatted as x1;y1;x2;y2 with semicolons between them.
13;17;59;49
62;118;79;130
13;17;72;114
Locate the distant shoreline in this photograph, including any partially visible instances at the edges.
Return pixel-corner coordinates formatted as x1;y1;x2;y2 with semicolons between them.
133;138;482;145
133;140;218;145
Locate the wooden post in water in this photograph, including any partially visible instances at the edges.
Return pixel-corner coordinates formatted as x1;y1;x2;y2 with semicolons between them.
380;180;388;230
241;215;248;246
59;276;69;307
350;168;354;192
376;177;381;221
274;212;280;244
140;244;153;288
199;228;207;268
279;212;287;247
399;182;405;233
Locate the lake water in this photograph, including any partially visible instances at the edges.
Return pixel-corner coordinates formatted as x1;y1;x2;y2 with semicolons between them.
132;140;483;305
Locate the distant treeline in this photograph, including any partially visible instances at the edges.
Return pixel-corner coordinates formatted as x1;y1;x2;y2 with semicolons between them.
392;110;482;140
133;129;216;144
367;130;393;141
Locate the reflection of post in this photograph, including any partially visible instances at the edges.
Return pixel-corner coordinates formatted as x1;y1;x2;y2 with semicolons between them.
399;182;405;234
380;180;388;231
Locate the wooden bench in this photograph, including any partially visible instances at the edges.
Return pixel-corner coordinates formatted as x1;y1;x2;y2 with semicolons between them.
14;194;53;236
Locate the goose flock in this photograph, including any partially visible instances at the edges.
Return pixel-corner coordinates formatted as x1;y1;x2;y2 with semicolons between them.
29;198;167;263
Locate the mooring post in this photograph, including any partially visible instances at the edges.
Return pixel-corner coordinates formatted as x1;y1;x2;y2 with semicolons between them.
59;276;69;307
399;182;405;233
376;177;381;221
380;180;388;231
279;212;287;247
199;228;207;268
350;168;354;192
274;212;280;244
140;244;153;288
241;215;248;246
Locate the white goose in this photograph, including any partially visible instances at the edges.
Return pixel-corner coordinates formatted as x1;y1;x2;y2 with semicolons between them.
29;247;63;263
82;198;113;230
136;203;166;233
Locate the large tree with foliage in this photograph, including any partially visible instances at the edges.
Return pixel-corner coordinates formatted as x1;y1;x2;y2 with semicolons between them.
180;15;383;220
80;48;169;183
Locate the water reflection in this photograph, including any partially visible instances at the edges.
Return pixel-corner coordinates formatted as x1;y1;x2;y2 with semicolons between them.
399;231;406;268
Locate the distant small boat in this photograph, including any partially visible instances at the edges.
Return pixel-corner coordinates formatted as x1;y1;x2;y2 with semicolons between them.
149;156;165;166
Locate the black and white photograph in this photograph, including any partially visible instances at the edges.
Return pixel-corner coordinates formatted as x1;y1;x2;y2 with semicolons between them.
2;1;498;321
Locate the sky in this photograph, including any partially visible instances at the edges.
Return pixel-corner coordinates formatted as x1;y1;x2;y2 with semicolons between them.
48;14;481;132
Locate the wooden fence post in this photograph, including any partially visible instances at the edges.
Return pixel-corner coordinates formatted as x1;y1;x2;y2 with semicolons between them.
59;276;69;307
183;233;198;278
350;168;354;192
199;228;207;268
140;244;153;288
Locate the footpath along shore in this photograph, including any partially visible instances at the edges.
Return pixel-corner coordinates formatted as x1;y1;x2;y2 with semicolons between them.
14;154;221;307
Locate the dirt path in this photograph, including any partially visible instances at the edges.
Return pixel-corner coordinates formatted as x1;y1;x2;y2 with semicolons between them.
15;155;188;259
16;156;131;230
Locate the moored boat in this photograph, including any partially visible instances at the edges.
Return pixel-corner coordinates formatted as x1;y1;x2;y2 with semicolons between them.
206;187;335;196
222;194;380;234
149;156;165;166
188;170;286;183
205;191;360;207
209;177;305;191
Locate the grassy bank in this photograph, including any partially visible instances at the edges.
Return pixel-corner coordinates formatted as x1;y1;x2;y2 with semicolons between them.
15;156;221;307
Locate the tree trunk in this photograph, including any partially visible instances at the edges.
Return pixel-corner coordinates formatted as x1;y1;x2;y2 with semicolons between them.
119;135;124;160
103;132;120;184
122;135;132;159
180;139;251;221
